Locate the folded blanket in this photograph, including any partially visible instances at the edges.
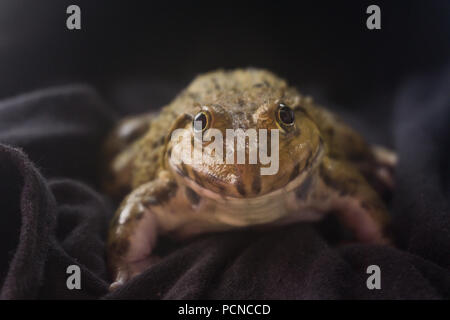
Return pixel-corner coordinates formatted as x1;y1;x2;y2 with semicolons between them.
0;68;449;299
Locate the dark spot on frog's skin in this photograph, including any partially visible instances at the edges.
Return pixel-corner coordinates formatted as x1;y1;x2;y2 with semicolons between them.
191;170;204;187
289;163;300;182
295;175;314;200
180;162;191;178
143;196;159;206
238;99;245;107
236;180;247;197
135;209;144;220
166;181;179;198
319;165;357;196
252;175;262;194
326;127;335;138
143;182;178;207
110;239;129;257
304;138;323;170
212;78;220;90
188;92;199;100
263;80;270;87
320;165;340;191
152;136;165;149
319;136;324;147
215;183;225;193
185;187;200;205
253;83;264;88
304;150;314;169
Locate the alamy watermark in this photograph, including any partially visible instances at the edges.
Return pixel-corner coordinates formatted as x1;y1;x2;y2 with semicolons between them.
170;121;280;175
66;265;81;290
66;5;81;30
366;265;381;290
366;5;381;30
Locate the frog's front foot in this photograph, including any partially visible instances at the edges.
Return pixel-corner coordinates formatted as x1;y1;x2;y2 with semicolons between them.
109;255;161;291
107;176;177;290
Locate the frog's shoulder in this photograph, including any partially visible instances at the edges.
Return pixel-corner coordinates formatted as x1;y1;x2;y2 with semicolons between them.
299;98;371;161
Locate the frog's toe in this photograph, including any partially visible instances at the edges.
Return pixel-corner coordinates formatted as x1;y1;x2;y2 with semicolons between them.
109;256;162;291
109;269;128;291
372;145;397;168
109;280;124;291
363;145;397;195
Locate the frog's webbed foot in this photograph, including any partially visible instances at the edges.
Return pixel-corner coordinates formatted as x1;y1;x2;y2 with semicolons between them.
319;157;391;244
107;175;177;290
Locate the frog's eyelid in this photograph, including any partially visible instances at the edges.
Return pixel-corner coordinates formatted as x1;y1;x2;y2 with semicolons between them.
276;104;310;135
293;105;314;121
293;105;307;113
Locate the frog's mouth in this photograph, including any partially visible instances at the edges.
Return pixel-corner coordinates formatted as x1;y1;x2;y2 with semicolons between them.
169;139;324;203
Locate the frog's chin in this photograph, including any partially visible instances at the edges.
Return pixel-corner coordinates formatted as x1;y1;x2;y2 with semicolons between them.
170;140;324;203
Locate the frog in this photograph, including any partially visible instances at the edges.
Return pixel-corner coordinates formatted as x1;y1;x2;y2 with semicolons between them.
103;68;396;290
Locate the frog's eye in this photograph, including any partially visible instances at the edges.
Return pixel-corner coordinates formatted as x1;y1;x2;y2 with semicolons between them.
276;103;295;127
193;111;210;132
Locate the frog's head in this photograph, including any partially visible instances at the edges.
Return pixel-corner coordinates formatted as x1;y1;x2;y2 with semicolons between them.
165;70;324;200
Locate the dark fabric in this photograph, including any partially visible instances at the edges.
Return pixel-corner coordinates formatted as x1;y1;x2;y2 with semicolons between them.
0;68;449;299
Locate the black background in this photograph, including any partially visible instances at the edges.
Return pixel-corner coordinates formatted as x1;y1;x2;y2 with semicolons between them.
0;0;449;112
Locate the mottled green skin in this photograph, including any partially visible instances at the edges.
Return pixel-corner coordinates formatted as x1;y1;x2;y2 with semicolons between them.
103;69;395;289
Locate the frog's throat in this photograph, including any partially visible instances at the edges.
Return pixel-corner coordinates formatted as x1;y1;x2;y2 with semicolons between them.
170;139;324;204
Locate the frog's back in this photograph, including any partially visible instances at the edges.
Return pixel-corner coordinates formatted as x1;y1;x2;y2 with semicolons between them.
162;68;288;115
